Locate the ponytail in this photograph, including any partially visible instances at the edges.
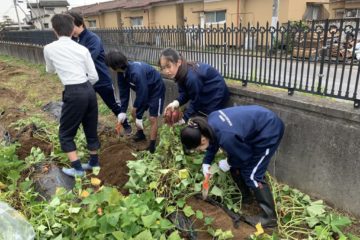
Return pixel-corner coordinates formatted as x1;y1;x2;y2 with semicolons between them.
180;116;215;150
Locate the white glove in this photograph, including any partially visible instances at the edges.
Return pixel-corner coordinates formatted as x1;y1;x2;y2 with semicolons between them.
166;100;180;111
219;159;231;172
174;118;186;126
135;118;143;130
202;163;211;176
117;112;127;123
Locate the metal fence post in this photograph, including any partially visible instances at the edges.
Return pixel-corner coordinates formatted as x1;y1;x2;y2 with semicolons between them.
317;19;329;94
223;23;227;76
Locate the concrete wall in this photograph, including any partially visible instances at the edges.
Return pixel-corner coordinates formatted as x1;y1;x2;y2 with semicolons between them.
1;41;360;217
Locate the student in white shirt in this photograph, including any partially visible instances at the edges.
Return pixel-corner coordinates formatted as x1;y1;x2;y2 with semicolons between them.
43;13;100;177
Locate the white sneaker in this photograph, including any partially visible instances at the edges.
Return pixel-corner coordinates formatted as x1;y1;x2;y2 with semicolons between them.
81;163;99;171
62;167;84;177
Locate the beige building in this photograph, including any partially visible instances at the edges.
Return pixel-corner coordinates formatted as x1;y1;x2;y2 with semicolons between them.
329;0;360;18
71;0;331;29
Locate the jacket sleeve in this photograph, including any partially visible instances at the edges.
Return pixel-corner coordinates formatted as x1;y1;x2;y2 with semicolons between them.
86;35;102;60
84;50;99;85
203;142;219;165
183;102;196;121
132;72;149;119
118;73;130;113
176;84;189;106
182;75;203;120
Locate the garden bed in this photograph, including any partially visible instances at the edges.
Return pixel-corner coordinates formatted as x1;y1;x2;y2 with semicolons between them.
1;56;359;240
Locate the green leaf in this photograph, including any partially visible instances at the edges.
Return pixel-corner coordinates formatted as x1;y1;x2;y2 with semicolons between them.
37;225;47;232
282;185;290;192
204;217;214;225
210;185;223;197
68;207;81;214
183;205;195;217
149;181;157;189
166;206;176;214
194;183;202;192
306;202;325;217
331;214;352;227
134;230;153;240
159;219;174;229
50;197;60;207
176;199;185;208
168;231;182;240
142;212;160;227
106;212;121;227
196;210;204;219
155;197;165;204
305;216;320;228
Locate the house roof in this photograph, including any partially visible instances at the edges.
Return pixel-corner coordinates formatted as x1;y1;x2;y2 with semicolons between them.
70;0;177;16
27;0;69;8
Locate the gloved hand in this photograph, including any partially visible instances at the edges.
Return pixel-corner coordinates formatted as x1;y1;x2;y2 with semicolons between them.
166;100;180;111
219;159;231;172
174;118;186;126
202;163;211;177
135;118;143;130
117;112;127;123
147;140;156;153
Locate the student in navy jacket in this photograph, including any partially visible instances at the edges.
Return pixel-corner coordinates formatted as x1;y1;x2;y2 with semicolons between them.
159;48;229;122
105;50;165;153
180;105;285;228
68;12;132;135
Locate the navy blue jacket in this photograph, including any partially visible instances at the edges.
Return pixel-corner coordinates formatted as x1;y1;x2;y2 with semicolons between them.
118;62;165;119
73;29;112;87
203;106;284;168
176;63;229;120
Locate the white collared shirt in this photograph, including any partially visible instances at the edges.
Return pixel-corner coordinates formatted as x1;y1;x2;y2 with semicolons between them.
43;36;98;85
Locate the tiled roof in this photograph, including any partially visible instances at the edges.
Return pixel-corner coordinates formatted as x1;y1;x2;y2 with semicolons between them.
27;0;69;8
70;0;176;15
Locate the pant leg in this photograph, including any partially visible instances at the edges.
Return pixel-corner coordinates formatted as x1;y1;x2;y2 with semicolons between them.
241;139;283;189
94;84;121;116
59;86;89;152
82;87;100;151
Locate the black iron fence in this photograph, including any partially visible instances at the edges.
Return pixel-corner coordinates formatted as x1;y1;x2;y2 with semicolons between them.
1;19;360;107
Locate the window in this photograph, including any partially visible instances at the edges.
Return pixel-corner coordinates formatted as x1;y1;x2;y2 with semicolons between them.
87;20;96;28
335;9;344;19
344;9;360;18
130;17;143;27
205;10;226;24
43;23;49;29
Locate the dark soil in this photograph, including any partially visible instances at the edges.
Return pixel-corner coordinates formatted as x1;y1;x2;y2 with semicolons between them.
187;197;260;239
97;142;135;195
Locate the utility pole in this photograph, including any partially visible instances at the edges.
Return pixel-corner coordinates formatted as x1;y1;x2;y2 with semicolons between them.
271;0;280;50
13;0;22;30
271;0;279;28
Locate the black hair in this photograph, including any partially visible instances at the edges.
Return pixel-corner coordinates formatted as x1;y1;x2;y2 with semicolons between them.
104;50;129;70
67;11;85;28
159;47;197;85
180;116;215;150
51;14;74;37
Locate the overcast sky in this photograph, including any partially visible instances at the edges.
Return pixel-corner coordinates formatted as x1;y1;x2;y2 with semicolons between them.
1;0;109;22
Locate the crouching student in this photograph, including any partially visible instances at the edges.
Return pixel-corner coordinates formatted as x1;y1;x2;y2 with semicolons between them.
180;105;285;228
159;48;229;122
105;50;165;153
43;14;100;177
